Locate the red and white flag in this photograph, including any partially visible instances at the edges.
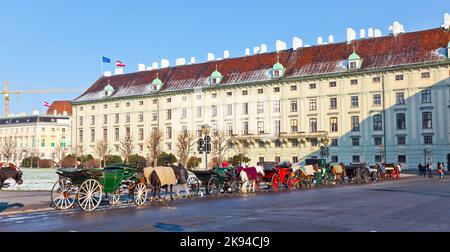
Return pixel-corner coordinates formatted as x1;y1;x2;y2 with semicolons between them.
44;101;51;107
116;60;126;67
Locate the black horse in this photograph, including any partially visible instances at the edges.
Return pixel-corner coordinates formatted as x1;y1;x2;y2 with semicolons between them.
148;167;175;202
0;167;23;189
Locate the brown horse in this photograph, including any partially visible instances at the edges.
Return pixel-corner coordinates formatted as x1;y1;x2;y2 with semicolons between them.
0;167;23;189
331;163;346;184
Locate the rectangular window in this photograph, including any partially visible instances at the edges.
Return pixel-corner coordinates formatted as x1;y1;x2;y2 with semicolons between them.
139;112;144;122
196;107;202;118
257;89;264;94
375;155;382;163
331;139;338;147
273;100;280;113
291;139;299;147
182;96;187;101
309;99;317;111
421;72;430;79
90;129;95;143
41;139;45;147
422;112;432;129
424;135;433;145
292;156;299;163
104;104;108;109
396;113;406;130
257;102;264;114
211;105;217;117
103;114;108;124
211;93;217;98
350;79;358;85
373;115;383;131
226;92;232;97
242;90;248;96
373;77;381;83
273;87;280;92
290;85;297;91
258;141;265;148
138;128;144;141
310;138;319;147
352;155;360;163
352;137;360;146
374;137;382;146
79;129;83;143
329;81;337;87
166;98;171;103
115;114;119;124
114;128;119;142
395;74;404;81
125;127;130;137
242;122;249;135
290;101;298;112
181;108;187;119
139;100;144;105
290;119;298;133
373;94;382;106
165;109;171;120
421;90;432;103
330;117;338;132
166;127;172;139
115;103;119;108
330;98;337;109
274;120;280;136
398;155;407;163
398;136;406;145
309;118;317;133
227;123;233;136
126;102;130;107
79;116;83;126
103;128;108;141
125;113;131;123
152;111;158;121
91;115;95;125
242;103;249;115
351;96;359;108
309;83;316;89
257;121;264;135
91;106;95;110
396;92;405;105
196;125;202;138
331;156;339;163
227;104;233;116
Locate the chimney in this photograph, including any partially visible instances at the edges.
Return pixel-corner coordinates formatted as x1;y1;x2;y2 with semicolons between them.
443;13;450;29
293;37;303;50
138;64;146;71
253;46;260;54
223;50;230;59
63;111;68;116
190;57;196;64
374;29;382;37
53;110;57;115
207;53;215;61
103;71;112;77
360;29;366;39
389;21;405;36
114;68;124;75
260;44;268;53
328;35;334;43
176;58;186;66
161;59;170;68
275;40;287;52
245;48;250;56
317;36;323;45
347;28;356;43
146;66;153;71
152;62;159;69
368;28;374;38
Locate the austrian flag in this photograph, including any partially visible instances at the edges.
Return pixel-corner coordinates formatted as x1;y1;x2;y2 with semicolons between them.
44;101;51;108
116;60;126;67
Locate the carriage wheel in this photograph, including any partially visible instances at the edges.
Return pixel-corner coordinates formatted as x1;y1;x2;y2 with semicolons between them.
187;177;200;196
77;179;102;212
230;180;241;194
287;177;297;191
133;183;147;206
207;177;220;196
51;179;76;210
107;191;121;205
271;174;280;191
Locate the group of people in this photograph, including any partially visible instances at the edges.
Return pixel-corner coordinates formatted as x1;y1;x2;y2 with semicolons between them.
418;162;446;179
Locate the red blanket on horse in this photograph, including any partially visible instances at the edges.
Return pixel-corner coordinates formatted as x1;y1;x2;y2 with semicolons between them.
237;166;258;180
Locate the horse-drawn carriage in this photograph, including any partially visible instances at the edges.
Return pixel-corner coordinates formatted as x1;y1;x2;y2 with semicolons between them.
188;167;239;196
257;161;293;190
51;165;147;212
342;163;378;184
382;163;401;179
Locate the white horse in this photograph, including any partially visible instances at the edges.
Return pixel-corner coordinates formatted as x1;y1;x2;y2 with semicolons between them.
239;165;265;193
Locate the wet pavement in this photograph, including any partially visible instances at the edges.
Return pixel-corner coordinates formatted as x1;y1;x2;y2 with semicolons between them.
1;176;449;232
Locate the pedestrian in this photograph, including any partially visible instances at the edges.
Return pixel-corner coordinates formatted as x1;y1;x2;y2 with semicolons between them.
427;163;433;178
418;163;423;177
438;162;445;179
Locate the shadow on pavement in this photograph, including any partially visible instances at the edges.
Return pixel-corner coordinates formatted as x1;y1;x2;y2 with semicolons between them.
0;202;25;213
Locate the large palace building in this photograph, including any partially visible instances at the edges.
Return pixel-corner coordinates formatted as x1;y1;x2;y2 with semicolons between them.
72;23;450;169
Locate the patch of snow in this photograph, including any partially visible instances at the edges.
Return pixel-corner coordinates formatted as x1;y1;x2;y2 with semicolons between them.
3;168;58;191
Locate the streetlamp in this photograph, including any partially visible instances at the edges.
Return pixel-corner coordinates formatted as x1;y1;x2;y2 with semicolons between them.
198;124;212;170
320;137;330;163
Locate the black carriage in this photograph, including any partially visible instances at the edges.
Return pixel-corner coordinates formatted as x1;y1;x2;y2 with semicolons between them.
188;167;239;196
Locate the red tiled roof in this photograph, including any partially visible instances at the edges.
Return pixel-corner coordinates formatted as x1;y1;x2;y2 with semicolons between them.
75;28;450;103
46;101;73;116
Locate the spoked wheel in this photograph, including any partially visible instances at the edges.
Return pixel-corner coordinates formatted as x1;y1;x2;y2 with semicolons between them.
271;174;280;191
51;179;76;210
187;177;200;196
228;180;241;194
207;177;220;196
133;183;147;206
287;177;297;191
107;191;121;205
77;179;102;212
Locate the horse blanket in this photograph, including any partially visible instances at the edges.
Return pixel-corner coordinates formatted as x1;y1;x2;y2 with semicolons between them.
237;166;258;180
144;166;177;186
300;165;316;176
331;164;344;174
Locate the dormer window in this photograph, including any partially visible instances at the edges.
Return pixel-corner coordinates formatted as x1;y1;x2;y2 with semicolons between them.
210;65;223;85
348;52;362;70
271;57;285;78
150;73;164;92
104;83;114;97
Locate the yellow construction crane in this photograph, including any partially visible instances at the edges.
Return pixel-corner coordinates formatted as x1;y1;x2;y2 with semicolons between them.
1;80;81;116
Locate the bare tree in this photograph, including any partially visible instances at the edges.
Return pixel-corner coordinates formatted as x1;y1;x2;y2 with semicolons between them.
176;131;195;167
147;129;163;167
73;145;85;168
233;138;248;164
1;137;16;165
119;135;134;164
211;131;231;166
95;140;111;168
53;143;67;168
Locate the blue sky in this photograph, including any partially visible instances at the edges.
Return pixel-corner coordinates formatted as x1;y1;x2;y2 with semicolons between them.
0;0;447;115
